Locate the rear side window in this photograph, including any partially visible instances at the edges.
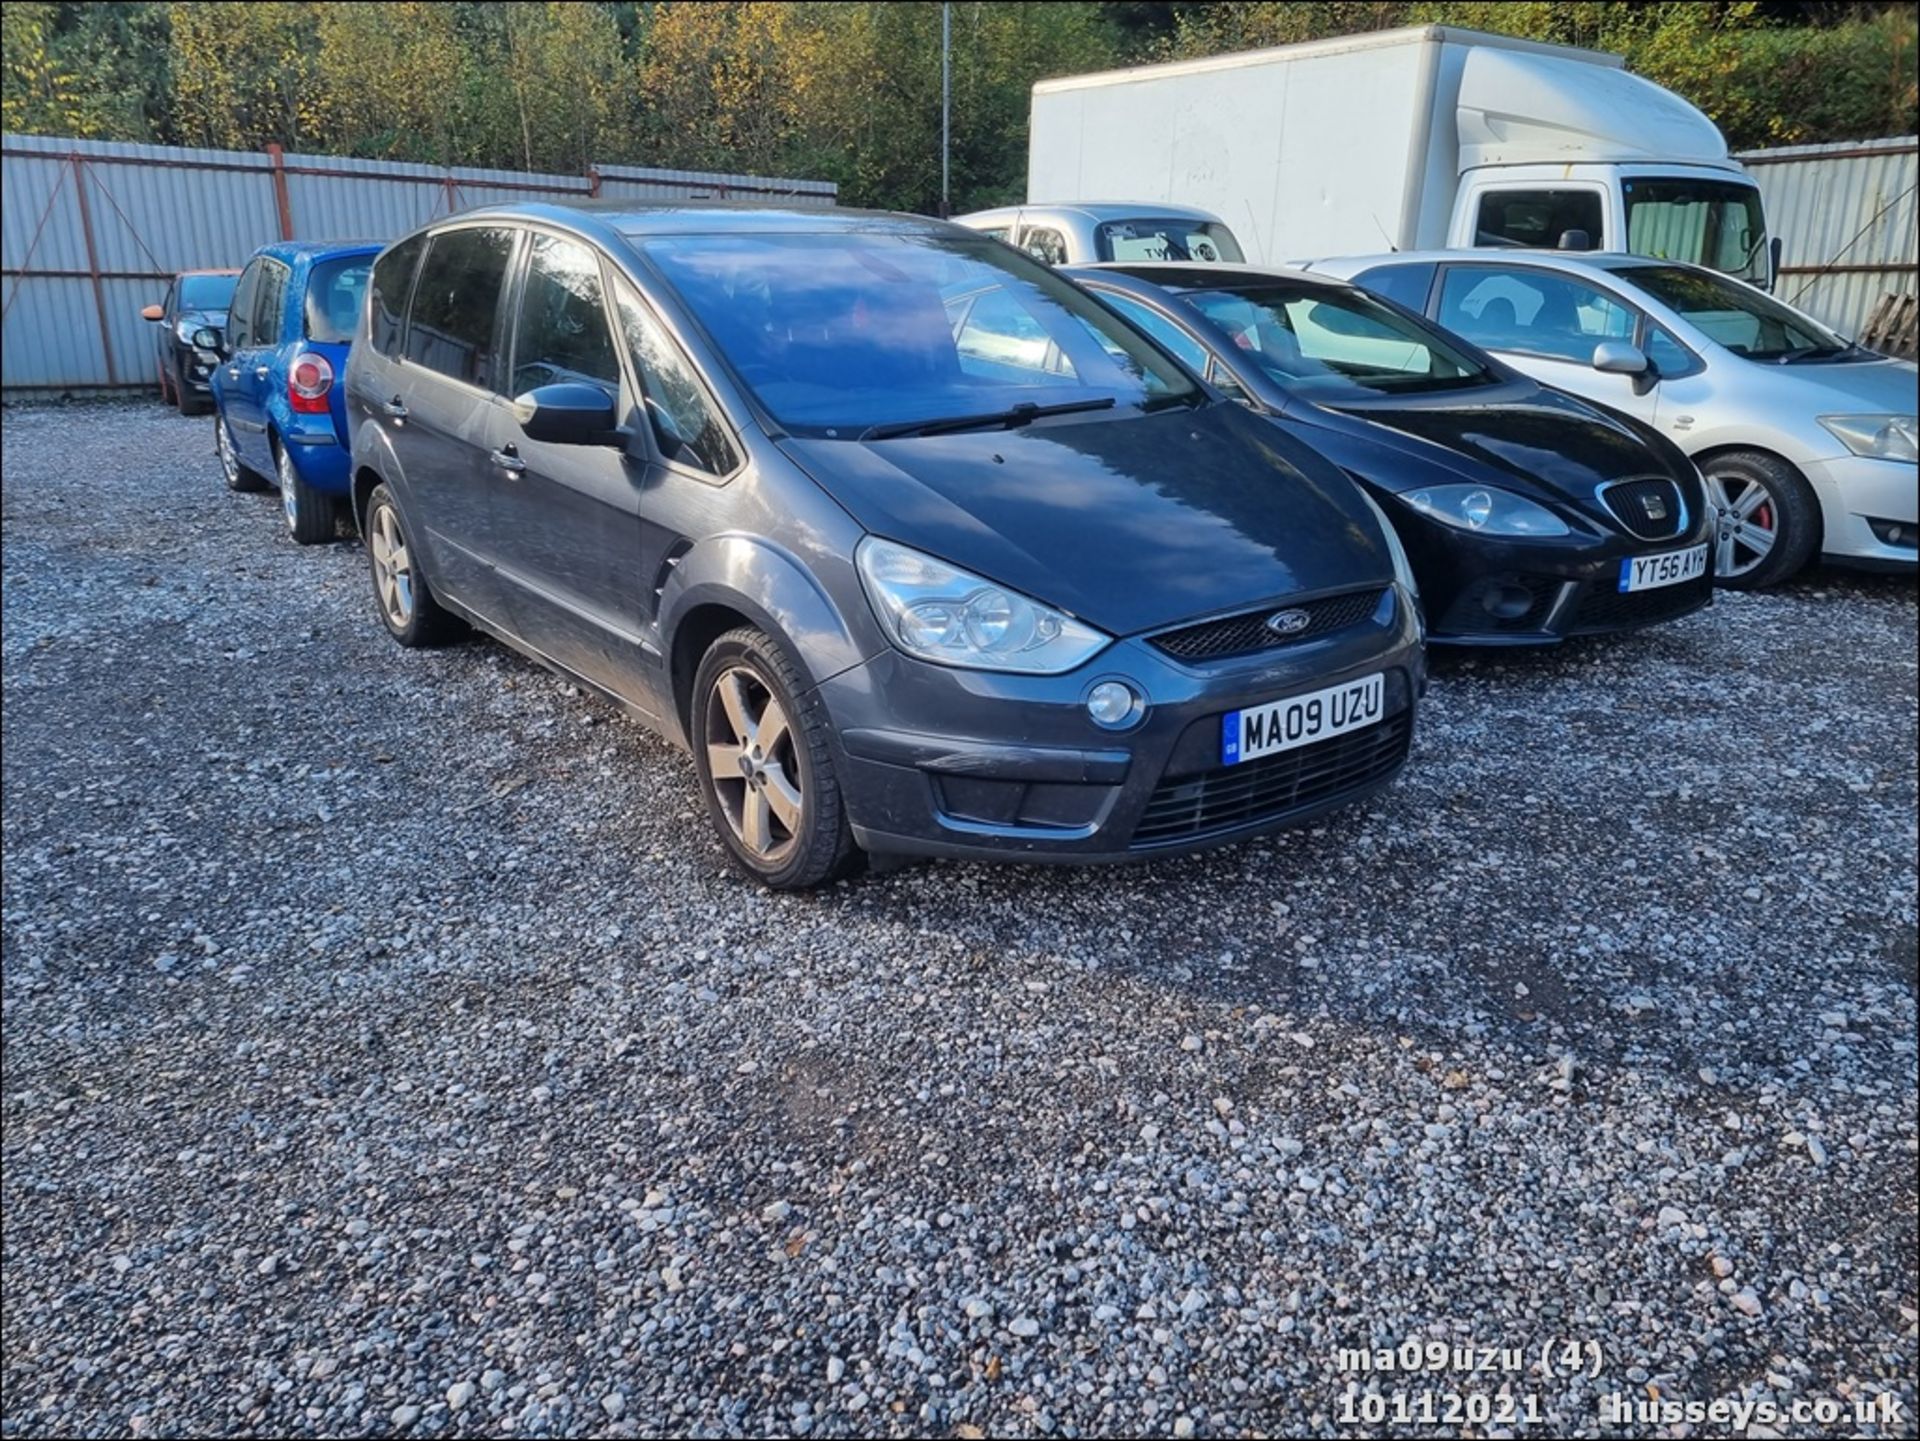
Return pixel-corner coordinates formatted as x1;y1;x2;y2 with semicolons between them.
1352;263;1436;315
1020;227;1069;266
509;234;620;395
405;227;517;389
613;280;738;477
369;235;424;358
227;261;262;348
1473;189;1604;250
251;262;289;347
304;257;372;344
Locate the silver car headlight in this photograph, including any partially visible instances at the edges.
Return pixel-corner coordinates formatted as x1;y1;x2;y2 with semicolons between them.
1400;483;1570;537
1818;414;1918;463
855;537;1109;674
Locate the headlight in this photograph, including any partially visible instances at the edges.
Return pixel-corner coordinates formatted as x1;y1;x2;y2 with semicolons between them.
1819;414;1918;462
173;318;199;342
855;537;1109;674
1400;484;1570;537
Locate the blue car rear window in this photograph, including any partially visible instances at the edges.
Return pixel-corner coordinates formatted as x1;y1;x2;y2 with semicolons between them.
305;257;372;344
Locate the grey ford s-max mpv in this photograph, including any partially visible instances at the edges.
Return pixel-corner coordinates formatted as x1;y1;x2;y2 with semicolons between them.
344;203;1424;888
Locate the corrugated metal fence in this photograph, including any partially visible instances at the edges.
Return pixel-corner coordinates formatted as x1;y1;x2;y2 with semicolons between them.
1;132;837;393
1735;135;1917;341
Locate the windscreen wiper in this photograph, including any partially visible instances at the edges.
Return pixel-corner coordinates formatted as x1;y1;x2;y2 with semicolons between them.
860;396;1116;441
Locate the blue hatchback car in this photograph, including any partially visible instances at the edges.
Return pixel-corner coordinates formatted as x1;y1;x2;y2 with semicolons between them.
210;240;380;543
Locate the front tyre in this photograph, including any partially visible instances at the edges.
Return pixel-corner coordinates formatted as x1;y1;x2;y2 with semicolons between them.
277;444;338;546
364;482;462;647
1701;450;1819;590
216;414;268;492
691;627;861;890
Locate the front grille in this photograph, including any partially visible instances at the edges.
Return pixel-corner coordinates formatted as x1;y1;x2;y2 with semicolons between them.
1436;574;1560;636
1151;588;1385;662
1568;573;1711;633
1132;711;1412;847
1600;478;1686;541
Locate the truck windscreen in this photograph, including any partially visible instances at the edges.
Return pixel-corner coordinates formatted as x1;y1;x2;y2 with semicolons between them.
1623;178;1769;285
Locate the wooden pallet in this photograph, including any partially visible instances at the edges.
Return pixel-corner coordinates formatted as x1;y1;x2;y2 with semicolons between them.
1860;291;1918;360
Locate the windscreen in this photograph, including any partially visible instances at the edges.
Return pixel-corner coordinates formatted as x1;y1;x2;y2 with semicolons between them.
1623;178;1769;284
1096;219;1245;264
304;256;373;344
1614;264;1850;361
641;232;1197;436
179;274;237;311
1180;283;1497;400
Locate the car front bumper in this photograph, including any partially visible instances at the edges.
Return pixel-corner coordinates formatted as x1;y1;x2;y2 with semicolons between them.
821;586;1424;862
1802;452;1918;570
167;340;220;393
1398;508;1716;645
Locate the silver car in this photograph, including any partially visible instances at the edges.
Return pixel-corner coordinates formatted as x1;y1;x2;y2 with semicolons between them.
953;202;1245;269
1310;250;1918;589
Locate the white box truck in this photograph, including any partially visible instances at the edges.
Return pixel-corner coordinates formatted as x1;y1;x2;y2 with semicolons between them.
1028;24;1776;287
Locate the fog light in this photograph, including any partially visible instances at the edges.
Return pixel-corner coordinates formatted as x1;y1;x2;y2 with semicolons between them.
1480;583;1537;620
1087;680;1140;728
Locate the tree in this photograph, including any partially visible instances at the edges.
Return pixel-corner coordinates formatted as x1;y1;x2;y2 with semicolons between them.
166;1;322;151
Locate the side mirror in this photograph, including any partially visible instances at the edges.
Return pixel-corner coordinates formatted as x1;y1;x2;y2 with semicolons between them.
141;303;165;322
511;381;619;446
1591;340;1648;376
191;325;224;354
645;397;688;459
1767;236;1784;292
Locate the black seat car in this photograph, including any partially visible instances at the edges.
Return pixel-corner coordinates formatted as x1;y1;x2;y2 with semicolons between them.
1068;264;1715;644
344;204;1424;887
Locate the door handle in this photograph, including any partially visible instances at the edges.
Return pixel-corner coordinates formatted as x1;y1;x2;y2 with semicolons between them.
380;397;408;420
490;446;527;475
254;365;270;379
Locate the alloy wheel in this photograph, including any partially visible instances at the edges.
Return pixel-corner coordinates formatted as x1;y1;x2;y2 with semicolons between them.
1703;469;1778;580
279;449;299;532
704;666;804;864
217;422;240;487
369;503;415;630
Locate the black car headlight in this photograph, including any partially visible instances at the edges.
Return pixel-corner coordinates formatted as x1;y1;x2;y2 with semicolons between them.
1401;484;1569;537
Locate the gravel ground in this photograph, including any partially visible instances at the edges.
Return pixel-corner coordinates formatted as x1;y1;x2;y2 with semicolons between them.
3;399;1915;1440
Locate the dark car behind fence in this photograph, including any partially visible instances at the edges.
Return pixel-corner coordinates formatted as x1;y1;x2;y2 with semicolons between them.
0;132;836;397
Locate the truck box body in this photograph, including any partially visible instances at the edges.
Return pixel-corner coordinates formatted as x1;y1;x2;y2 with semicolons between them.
1028;25;1769;282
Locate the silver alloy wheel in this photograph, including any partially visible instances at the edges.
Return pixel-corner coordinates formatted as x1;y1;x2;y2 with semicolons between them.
278;448;299;531
1702;468;1779;580
369;503;415;630
704;666;804;864
217;421;240;486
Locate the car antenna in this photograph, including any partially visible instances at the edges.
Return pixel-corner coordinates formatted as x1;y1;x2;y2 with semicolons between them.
1370;212;1398;253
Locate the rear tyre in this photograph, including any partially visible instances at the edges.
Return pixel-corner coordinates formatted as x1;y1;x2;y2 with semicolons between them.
215;414;269;493
364;482;461;647
1701;450;1819;590
691;627;862;890
277;443;338;546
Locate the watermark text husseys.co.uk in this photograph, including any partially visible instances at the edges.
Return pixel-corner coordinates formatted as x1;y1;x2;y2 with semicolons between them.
1599;1391;1906;1431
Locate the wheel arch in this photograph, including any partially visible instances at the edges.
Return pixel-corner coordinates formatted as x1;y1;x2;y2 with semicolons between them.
660;535;878;750
1693;443;1825;554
